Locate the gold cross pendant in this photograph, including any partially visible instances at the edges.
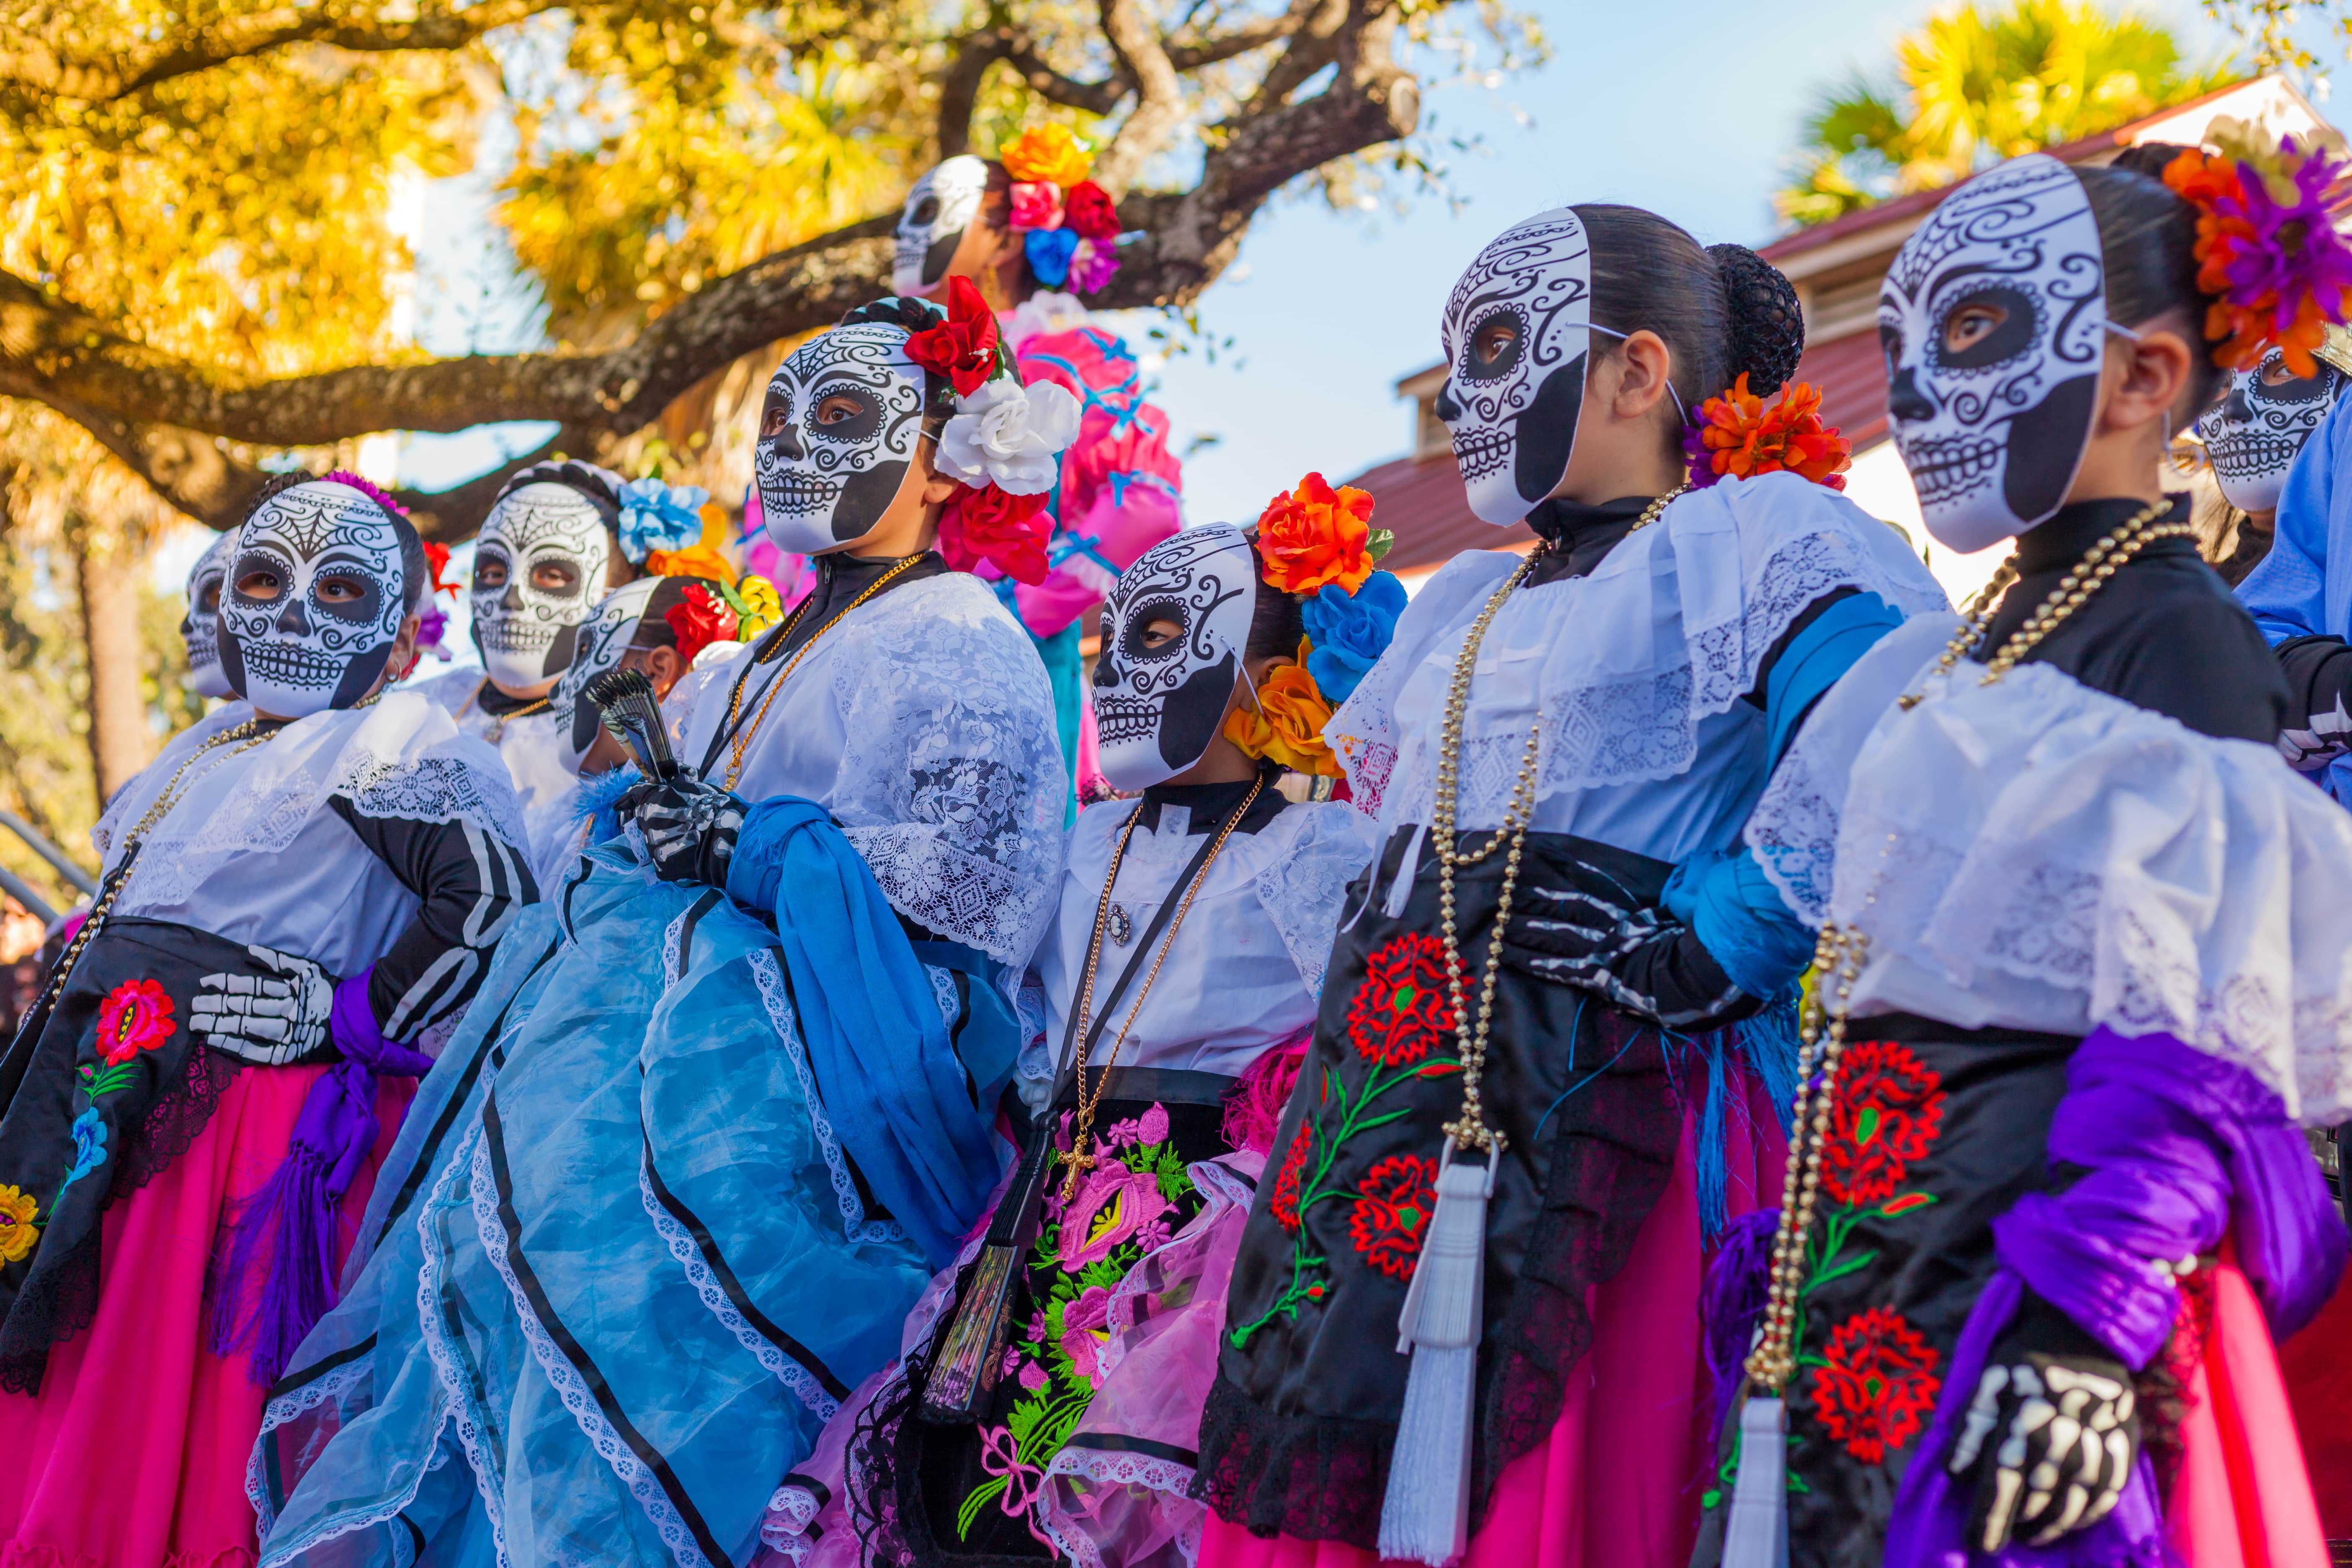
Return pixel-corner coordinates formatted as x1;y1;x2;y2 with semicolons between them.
1058;1143;1098;1203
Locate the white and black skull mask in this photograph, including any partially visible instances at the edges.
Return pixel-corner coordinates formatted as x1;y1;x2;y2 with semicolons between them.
551;578;663;773
1434;208;1594;527
180;529;237;700
754;323;931;555
1880;154;2107;553
893;155;991;295
221;481;409;718
471;481;611;689
1092;524;1259;792
2197;347;2346;513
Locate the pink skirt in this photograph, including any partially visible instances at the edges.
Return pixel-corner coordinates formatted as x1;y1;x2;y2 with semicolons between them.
0;1065;411;1568
1199;1074;1787;1568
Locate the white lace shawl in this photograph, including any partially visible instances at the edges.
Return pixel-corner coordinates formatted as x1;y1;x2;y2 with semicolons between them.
1326;471;1950;839
671;573;1068;968
93;691;528;920
1746;640;2352;1124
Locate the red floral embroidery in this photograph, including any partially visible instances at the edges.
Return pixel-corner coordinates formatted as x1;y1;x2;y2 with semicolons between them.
95;979;175;1068
1810;1307;1942;1464
1345;934;1455;1067
1821;1038;1946;1207
1348;1154;1437;1279
1271;1122;1312;1233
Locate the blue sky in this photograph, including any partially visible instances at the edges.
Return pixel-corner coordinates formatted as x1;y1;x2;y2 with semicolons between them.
392;0;2260;531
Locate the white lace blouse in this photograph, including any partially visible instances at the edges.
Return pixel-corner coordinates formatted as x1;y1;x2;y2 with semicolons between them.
1032;795;1378;1086
411;666;580;874
668;571;1069;969
1327;472;1950;863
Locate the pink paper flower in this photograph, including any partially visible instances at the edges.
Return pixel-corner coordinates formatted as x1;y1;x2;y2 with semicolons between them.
1009;181;1065;232
1057;1163;1171;1269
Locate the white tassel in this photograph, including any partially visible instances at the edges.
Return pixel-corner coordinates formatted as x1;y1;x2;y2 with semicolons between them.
1382;823;1428;921
1377;1148;1494;1566
1721;1398;1790;1568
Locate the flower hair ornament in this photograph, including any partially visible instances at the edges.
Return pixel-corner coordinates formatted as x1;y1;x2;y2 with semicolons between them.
1223;473;1404;777
2164;120;2352;376
911;276;1083;583
998;124;1126;295
616;477;714;566
1683;374;1855;491
664;576;785;662
414;539;461;665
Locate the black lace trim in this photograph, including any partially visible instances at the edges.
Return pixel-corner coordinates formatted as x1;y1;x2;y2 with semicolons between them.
117;1047;242;1195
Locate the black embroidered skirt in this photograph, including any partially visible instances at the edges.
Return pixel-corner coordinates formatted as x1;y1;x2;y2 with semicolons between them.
1195;827;1687;1549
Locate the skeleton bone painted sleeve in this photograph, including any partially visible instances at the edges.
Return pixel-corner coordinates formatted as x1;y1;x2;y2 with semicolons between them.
327;797;536;1039
2273;634;2352;768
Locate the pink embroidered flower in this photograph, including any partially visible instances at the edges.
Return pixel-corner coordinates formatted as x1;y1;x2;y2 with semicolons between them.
1137;1102;1170;1146
96;978;175;1068
1017;1359;1048;1393
1100;1114;1143;1150
1025;1310;1049;1344
1060;1284;1116;1385
1009;181;1065;232
1001;1344;1024;1378
1057;1163;1172;1269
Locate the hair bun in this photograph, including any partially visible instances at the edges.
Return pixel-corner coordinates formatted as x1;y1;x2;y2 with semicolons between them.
2109;142;2193;183
1709;242;1805;398
495;460;626;518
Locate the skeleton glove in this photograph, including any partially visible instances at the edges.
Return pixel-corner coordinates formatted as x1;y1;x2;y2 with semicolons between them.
1947;1297;2139;1552
1498;872;1668;1007
190;943;336;1065
618;774;745;887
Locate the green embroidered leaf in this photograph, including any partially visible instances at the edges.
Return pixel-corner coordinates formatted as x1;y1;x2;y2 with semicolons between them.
1078;1256;1127;1292
956;1475;1010;1541
1802;1247;1878;1292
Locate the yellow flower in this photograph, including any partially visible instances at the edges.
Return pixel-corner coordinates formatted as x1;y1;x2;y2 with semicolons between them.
1223;639;1341;776
0;1184;39;1264
1000;124;1093;189
735;575;783;639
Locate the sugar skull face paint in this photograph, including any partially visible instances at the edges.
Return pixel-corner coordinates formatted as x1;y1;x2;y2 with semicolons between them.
894;155;992;295
1434;208;1594;527
181;529;237;700
471;482;611;689
1878;154;2107;553
753;324;931;555
1092;524;1258;791
551;578;663;773
2197;347;2346;513
220;481;408;718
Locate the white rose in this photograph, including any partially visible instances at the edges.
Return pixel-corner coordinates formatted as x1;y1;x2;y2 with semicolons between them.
936;379;1083;496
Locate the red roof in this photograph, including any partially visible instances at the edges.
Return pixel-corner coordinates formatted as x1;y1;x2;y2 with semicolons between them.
1347;451;1531;576
1796;330;1893;452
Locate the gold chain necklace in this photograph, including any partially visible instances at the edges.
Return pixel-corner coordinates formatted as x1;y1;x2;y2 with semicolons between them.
461;679;553;741
1745;497;2184;1395
1060;772;1265;1199
722;555;924;789
1427;486;1684;1156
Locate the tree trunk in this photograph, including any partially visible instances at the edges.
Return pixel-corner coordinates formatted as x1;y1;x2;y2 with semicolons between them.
72;527;154;805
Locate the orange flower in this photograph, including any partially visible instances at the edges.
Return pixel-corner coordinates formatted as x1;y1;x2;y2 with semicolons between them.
1256;473;1375;594
645;543;737;583
2164;139;2352;376
1000;125;1093;189
1684;375;1852;491
1224;639;1341;775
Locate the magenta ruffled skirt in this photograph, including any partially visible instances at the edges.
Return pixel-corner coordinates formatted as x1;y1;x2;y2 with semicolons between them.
0;1065;410;1568
1199;1076;1786;1568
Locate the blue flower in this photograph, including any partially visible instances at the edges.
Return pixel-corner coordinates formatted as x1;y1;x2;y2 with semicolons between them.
1300;570;1406;705
1024;228;1080;289
57;1108;107;1198
616;477;709;563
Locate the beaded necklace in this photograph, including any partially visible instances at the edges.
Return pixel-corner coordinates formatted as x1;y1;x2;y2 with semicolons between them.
717;554;924;789
1743;497;2181;1395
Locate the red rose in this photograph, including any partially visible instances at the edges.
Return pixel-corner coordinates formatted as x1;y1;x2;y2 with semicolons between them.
1063;181;1122;242
1348;1154;1438;1279
939;484;1051;584
904;275;1002;397
663;582;738;664
1820;1038;1946;1208
1809;1306;1942;1464
1345;933;1455;1067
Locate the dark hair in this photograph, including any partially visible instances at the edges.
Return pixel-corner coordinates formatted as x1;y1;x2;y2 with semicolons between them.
1243;543;1307;661
1576;205;1808;415
2079;145;2227;414
239;469;429;616
490;461;636;588
838;295;959;421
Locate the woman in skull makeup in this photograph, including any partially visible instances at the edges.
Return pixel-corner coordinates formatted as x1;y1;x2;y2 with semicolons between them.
179;526;241;704
0;471;536;1568
1695;140;2352;1568
750;515;1387;1568
2238;329;2352;807
890;135;1184;802
2191;331;2352;585
248;300;1068;1568
410;461;641;868
1192;206;1948;1568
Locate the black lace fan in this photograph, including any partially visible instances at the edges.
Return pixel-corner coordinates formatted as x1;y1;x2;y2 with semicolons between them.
586;668;681;780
